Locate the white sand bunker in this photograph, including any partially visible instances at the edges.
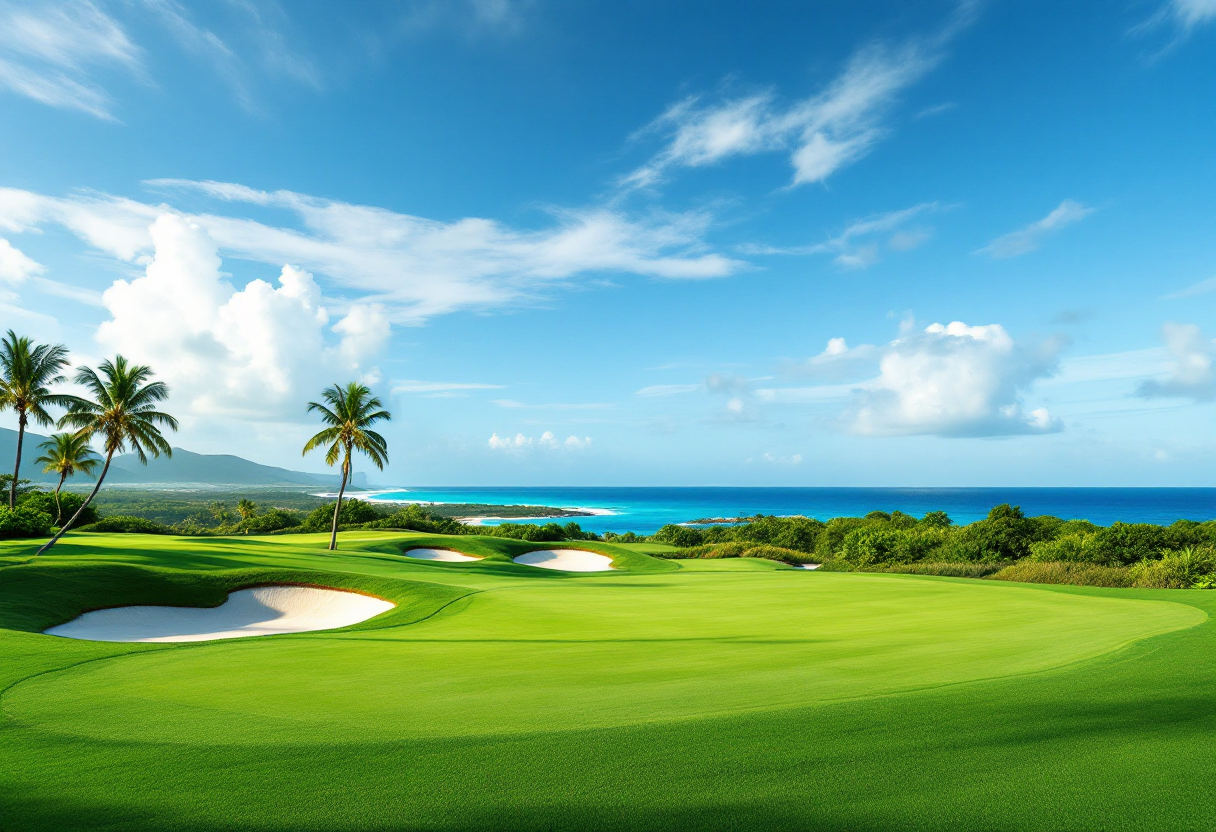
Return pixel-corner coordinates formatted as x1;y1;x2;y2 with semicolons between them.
797;564;822;570
513;549;615;572
405;548;482;562
44;586;395;643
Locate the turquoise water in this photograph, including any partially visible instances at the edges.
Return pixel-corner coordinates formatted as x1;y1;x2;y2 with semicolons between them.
366;487;1216;535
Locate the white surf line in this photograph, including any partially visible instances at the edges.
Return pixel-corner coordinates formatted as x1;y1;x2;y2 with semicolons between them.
44;586;395;643
404;548;482;562
513;549;615;572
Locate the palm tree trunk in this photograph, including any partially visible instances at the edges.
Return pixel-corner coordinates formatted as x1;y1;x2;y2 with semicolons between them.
329;449;350;551
52;471;66;526
36;451;111;556
10;411;25;509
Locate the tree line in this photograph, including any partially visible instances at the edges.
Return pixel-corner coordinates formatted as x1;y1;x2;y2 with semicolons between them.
0;329;389;554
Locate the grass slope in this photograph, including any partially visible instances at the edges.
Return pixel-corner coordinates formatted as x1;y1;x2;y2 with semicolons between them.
0;532;1212;830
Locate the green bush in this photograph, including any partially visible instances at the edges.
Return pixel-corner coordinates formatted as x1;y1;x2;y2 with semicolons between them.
652;524;706;548
872;561;1009;578
237;508;303;534
18;491;98;527
990;560;1132;588
302;499;385;531
839;526;951;567
76;515;170;534
1129;547;1216;589
0;504;53;538
740;544;817;564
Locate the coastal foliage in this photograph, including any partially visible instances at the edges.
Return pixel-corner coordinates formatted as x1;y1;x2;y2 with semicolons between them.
653;504;1216;588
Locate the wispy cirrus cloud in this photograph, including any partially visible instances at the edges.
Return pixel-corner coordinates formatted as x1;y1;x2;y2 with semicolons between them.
620;5;977;191
0;0;141;119
739;201;942;269
0;180;746;322
975;199;1095;259
1134;0;1216;53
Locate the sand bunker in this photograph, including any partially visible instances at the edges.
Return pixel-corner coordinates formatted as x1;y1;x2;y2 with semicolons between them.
404;548;482;562
513;549;615;572
797;564;822;570
44;586;395;643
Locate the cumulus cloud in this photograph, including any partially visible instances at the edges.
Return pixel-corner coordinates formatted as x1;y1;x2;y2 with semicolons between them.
488;432;531;450
0;238;43;282
0;0;140;119
620;6;976;191
739;202;940;269
95;214;388;419
1136;322;1216;401
976;200;1094;259
845;321;1065;437
490;430;591;451
0;182;744;322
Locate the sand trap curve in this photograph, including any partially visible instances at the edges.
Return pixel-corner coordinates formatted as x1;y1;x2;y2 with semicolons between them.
513;549;615;572
405;548;482;562
44;586;395;643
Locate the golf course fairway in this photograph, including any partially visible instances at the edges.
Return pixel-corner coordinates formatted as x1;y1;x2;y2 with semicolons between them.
1;532;1214;830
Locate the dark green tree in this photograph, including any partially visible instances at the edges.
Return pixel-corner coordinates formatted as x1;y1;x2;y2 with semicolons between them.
37;356;178;555
302;383;390;551
0;331;72;508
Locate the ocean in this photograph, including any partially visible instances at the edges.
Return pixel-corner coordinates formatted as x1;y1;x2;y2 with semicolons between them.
364;487;1216;535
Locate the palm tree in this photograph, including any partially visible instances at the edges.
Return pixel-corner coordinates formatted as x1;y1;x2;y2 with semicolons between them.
34;431;101;526
237;498;258;521
303;382;390;550
0;331;72;508
36;356;177;555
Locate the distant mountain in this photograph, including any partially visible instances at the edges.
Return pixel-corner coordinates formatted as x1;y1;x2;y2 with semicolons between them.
0;427;367;488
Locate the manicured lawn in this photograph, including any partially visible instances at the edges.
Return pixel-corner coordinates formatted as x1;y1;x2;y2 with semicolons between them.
1;532;1213;830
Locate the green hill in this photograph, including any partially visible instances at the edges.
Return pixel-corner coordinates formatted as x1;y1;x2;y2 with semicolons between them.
0;427;363;487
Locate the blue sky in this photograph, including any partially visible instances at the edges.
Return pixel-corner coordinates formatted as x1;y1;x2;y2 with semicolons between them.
0;0;1213;486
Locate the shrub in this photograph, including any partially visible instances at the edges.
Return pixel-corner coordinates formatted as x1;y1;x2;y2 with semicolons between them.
237;508;303;534
76;515;170;534
18;491;98;527
302;499;385;531
838;526;951;567
741;544;817;565
0;505;53;538
919;511;952;528
871;561;1010;578
652;524;706;548
989;560;1132;588
487;522;569;542
1129;547;1216;589
1028;533;1109;565
603;531;641;543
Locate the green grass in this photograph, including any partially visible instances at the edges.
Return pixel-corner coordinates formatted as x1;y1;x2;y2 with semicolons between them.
1;531;1213;830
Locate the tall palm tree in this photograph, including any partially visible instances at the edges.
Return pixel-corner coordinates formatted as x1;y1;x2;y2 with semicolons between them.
34;431;101;526
0;331;72;508
36;356;177;555
303;382;390;551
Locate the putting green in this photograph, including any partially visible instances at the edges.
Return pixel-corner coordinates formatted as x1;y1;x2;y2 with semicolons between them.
1;532;1213;831
5;564;1201;745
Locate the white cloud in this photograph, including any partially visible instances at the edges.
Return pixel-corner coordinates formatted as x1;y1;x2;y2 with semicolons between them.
636;383;700;397
845;321;1065;437
1136;322;1216;401
0;0;140;119
620;6;976;191
1163;276;1216;300
761;452;802;466
393;380;504;394
738;202;940;269
488;432;531;450
95;214;387;419
0;238;43;282
976;200;1095;259
0;182;744;322
489;430;591;451
1135;0;1216;48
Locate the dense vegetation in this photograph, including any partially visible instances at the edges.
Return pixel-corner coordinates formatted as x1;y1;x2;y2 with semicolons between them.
647;505;1216;589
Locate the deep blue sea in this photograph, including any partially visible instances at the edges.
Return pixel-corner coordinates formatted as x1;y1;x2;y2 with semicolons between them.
365;487;1216;535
